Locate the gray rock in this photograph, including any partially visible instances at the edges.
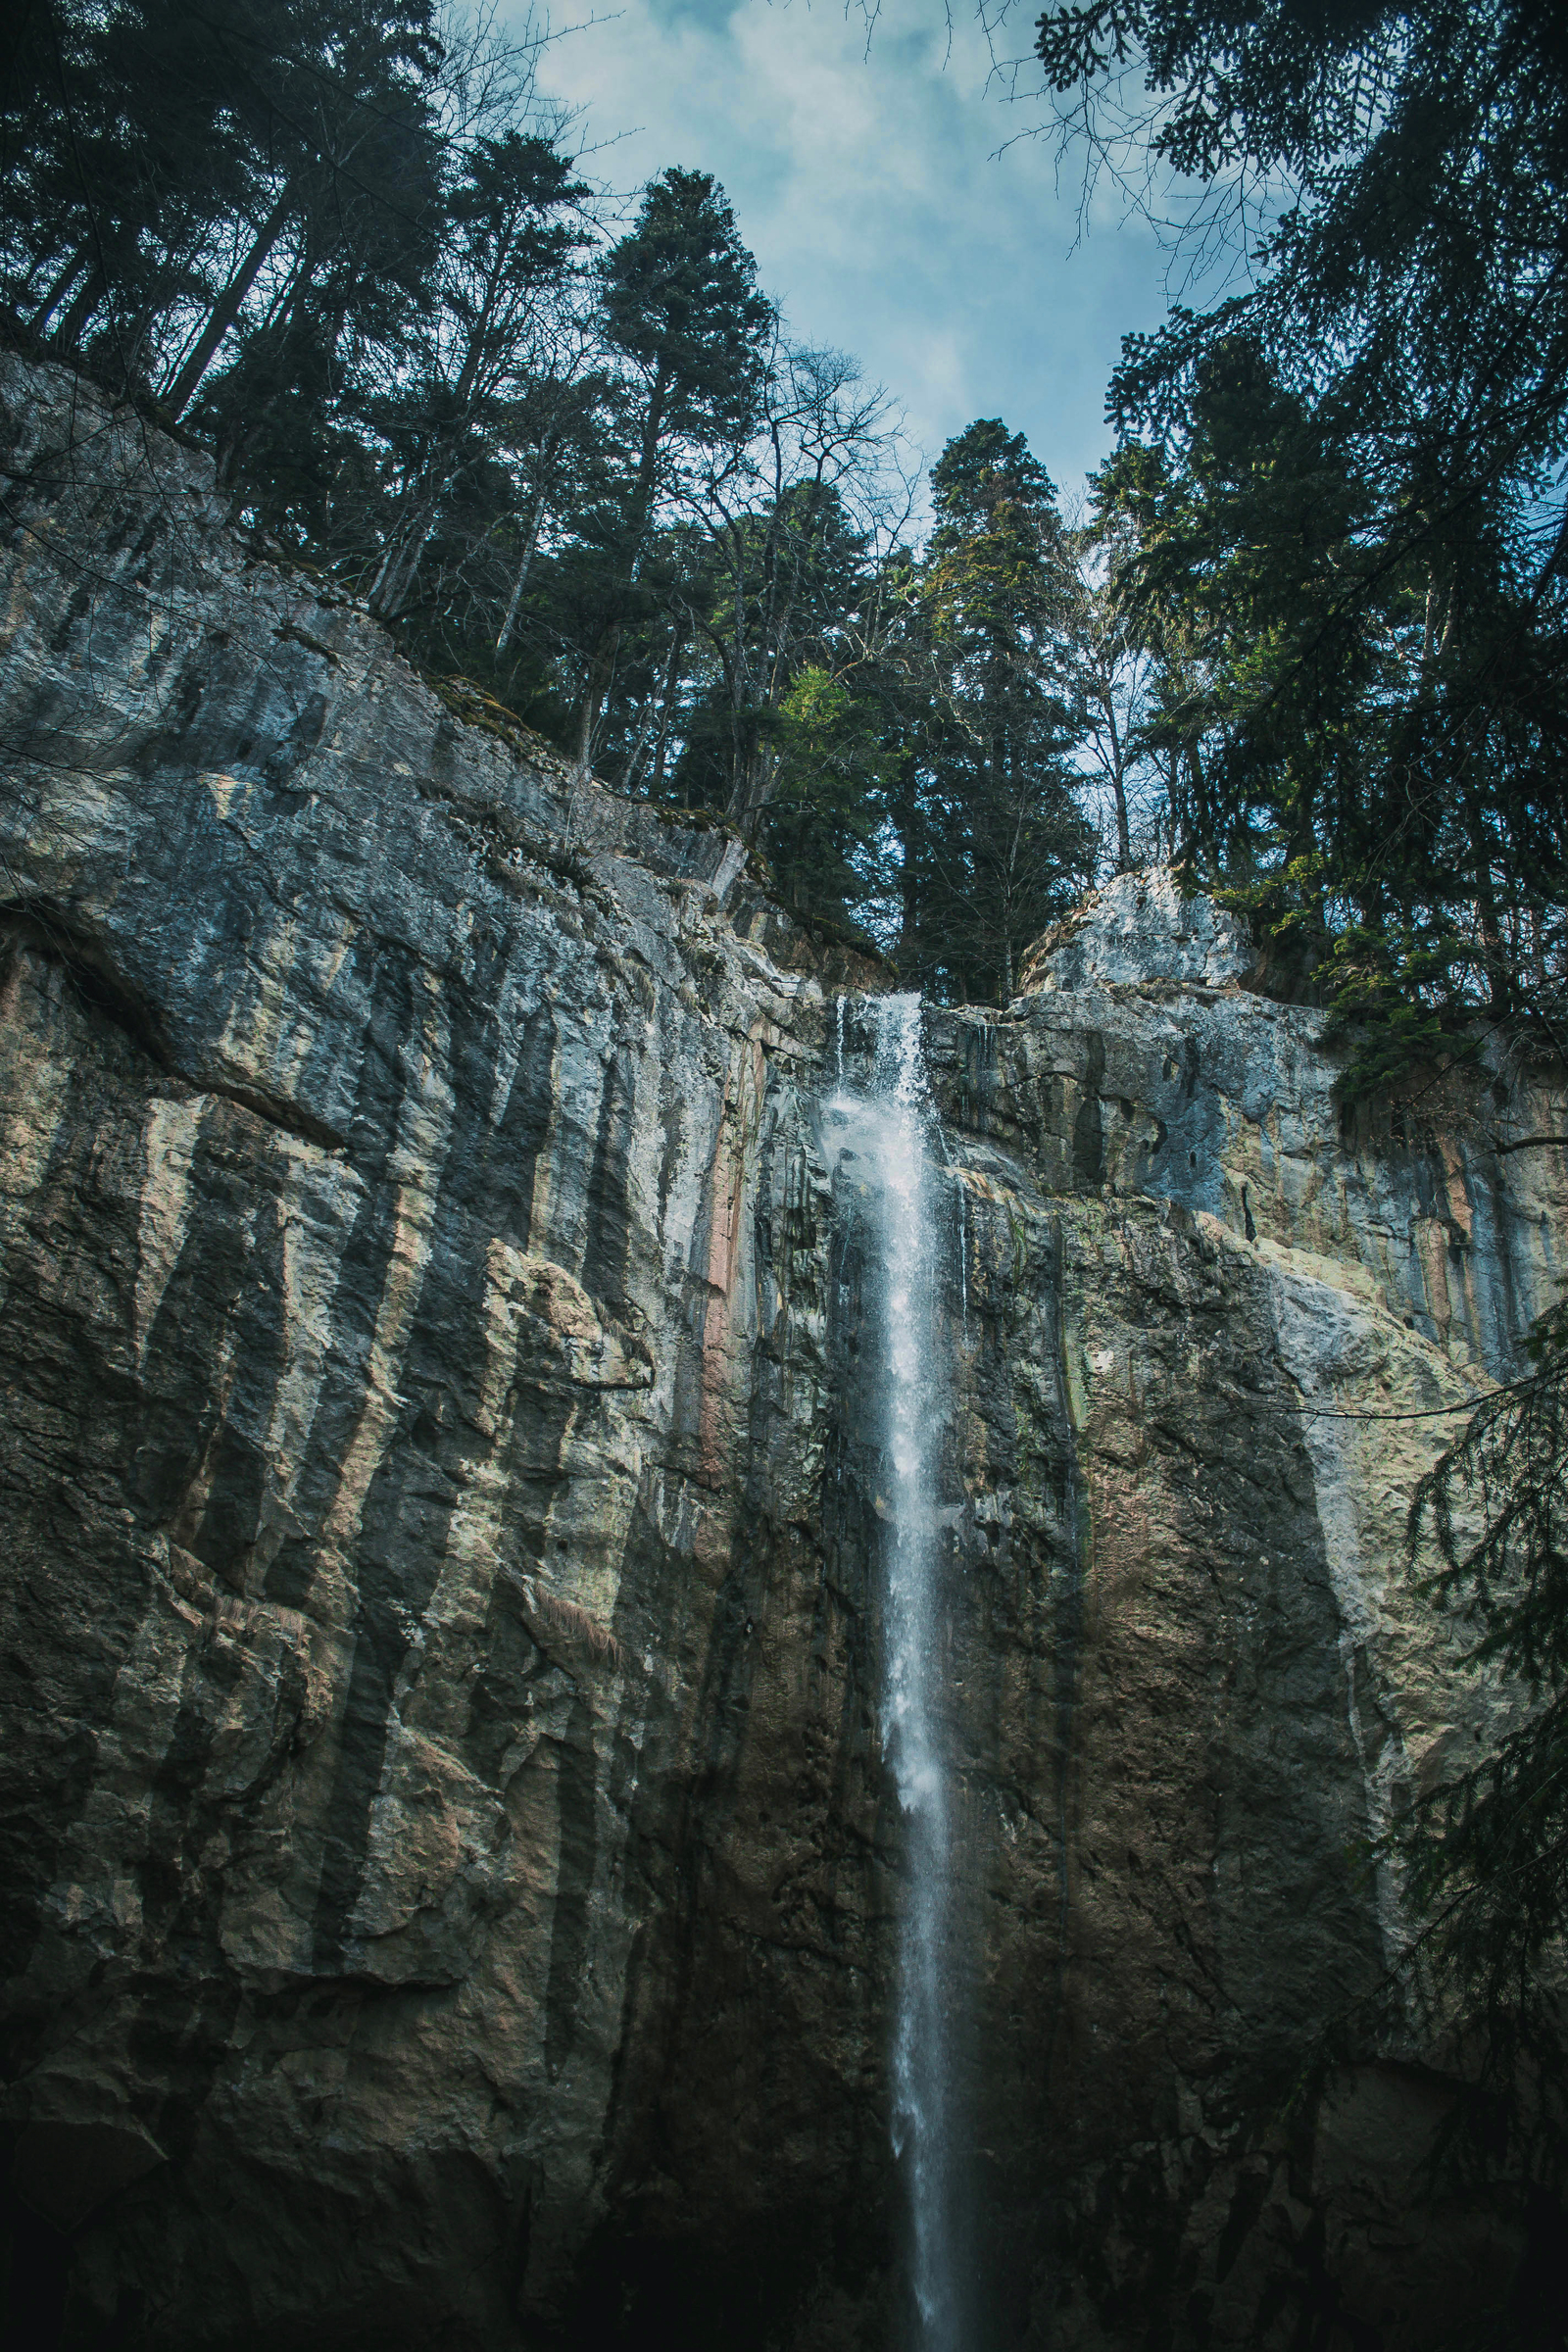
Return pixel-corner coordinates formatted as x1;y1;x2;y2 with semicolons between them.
1019;865;1257;994
2;353;1565;2350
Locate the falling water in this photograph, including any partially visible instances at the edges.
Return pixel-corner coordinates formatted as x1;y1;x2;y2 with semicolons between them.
830;993;963;2352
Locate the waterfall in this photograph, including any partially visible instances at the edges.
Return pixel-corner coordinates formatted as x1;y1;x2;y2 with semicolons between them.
830;992;964;2352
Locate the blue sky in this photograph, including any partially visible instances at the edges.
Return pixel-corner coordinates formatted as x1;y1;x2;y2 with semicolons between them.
527;0;1194;504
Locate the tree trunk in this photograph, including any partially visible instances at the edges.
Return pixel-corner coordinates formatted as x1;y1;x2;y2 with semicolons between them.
29;243;89;333
576;362;669;767
164;180;298;420
496;466;553;656
368;474;451;620
649;618;687;796
617;702;657;794
371;289;506;621
495;517;539;655
726;719;776;838
1186;739;1216;871
1103;691;1131;868
894;774;919;971
576;624;620;780
1111;771;1132;870
1461;766;1509;1008
50;263;103;354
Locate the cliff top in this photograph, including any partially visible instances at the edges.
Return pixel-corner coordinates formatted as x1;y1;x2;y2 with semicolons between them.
1017;867;1256;999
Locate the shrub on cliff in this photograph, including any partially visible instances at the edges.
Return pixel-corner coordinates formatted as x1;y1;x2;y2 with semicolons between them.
1387;1295;1568;2186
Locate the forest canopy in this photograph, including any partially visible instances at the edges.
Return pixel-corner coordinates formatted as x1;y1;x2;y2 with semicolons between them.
0;0;1098;1001
1037;0;1568;1071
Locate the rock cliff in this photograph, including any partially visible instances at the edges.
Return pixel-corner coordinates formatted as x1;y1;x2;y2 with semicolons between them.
2;352;1565;2350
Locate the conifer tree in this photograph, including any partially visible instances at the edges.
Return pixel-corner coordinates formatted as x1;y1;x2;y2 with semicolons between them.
907;419;1094;1001
365;130;588;621
1035;0;1568;1059
573;168;773;771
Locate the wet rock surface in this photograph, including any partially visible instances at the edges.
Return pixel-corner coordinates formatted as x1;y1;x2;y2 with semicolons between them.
2;355;1566;2350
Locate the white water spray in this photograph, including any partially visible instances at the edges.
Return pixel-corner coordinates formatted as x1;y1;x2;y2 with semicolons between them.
831;993;963;2351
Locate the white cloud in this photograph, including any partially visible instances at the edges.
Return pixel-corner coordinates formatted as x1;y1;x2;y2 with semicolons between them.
525;0;1184;493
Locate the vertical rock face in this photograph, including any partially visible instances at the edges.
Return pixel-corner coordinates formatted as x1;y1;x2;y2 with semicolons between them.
1;356;1564;2351
915;917;1567;2350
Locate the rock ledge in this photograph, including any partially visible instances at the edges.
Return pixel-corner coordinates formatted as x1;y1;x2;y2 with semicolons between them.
1018;865;1256;994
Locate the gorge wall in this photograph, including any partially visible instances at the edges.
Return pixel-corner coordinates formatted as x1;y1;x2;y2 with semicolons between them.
2;351;1566;2352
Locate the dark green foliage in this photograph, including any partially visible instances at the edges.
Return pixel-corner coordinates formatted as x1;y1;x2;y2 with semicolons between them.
762;663;894;919
1;0;581;639
571;169;776;770
361;130;590;622
896;420;1097;1000
1040;0;1568;1075
1351;1298;1568;2200
5;0;448;413
598;168;772;457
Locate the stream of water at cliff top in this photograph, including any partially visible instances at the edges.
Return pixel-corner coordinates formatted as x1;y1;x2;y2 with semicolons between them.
831;993;962;2352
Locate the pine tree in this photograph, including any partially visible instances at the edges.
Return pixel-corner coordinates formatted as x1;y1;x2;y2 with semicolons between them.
908;420;1094;1002
573;168;773;772
1036;0;1568;1058
365;130;588;621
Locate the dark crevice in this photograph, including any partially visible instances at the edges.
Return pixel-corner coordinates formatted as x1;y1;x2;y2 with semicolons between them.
1;909;347;1152
200;1075;346;1152
2;904;174;1067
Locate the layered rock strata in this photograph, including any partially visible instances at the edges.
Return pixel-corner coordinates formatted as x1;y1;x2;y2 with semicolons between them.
2;353;1565;2350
